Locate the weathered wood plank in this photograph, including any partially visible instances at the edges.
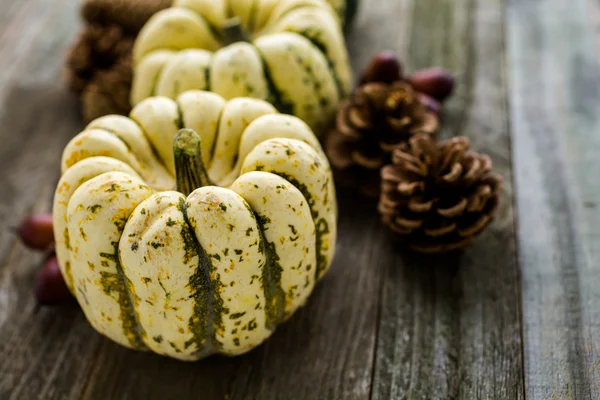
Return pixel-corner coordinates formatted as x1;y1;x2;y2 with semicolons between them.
6;0;584;397
371;0;525;398
0;1;107;400
508;0;600;397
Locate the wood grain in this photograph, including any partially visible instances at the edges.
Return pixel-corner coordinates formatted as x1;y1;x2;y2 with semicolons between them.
0;1;104;400
508;0;600;398
370;0;525;398
1;0;599;398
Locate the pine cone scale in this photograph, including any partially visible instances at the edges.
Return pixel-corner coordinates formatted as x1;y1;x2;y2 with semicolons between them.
398;181;424;196
410;112;439;135
351;150;386;169
457;215;492;237
437;197;468;218
467;185;492;212
379;141;402;152
386;221;414;235
408;197;434;213
395;216;423;230
348;106;372;130
439;138;469;171
424;223;456;237
441;163;463;184
325;132;357;169
336;101;362;140
386;116;411;130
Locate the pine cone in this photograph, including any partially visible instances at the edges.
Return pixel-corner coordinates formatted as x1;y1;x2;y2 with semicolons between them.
80;56;133;122
65;23;134;121
65;0;171;122
325;81;439;197
65;23;134;94
378;134;502;253
82;0;173;33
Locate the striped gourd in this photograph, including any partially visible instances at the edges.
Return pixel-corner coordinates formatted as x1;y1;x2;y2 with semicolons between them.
131;0;353;135
53;91;337;360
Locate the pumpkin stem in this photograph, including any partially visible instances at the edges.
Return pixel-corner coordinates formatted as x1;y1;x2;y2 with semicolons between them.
223;17;249;45
173;129;213;196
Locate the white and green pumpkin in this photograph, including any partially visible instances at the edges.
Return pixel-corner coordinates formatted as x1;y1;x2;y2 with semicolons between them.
131;0;353;134
53;91;337;360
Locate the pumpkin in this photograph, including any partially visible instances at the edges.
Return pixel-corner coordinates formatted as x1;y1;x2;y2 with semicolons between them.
53;91;337;360
131;0;353;134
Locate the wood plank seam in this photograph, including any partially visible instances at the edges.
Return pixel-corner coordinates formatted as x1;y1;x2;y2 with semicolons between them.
368;263;386;400
501;2;529;397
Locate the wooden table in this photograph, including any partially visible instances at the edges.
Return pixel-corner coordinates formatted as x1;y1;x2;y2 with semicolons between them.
0;0;599;398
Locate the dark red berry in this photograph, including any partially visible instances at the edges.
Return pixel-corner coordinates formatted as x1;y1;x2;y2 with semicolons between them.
35;256;72;305
17;214;54;250
409;67;455;102
360;51;404;84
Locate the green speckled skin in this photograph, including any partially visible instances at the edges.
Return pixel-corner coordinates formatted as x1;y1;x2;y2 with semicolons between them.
53;91;337;361
132;0;352;135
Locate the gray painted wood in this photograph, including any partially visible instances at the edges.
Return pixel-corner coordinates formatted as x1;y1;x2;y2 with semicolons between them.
0;0;599;398
508;0;600;398
370;0;524;399
0;2;103;400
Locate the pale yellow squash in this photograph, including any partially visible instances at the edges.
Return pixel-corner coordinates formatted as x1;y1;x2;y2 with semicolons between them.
131;0;353;135
53;91;337;360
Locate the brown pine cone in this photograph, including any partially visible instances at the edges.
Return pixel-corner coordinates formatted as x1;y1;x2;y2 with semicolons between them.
82;0;173;33
65;23;134;95
65;0;172;122
378;134;502;253
65;23;135;121
80;56;133;122
325;81;439;197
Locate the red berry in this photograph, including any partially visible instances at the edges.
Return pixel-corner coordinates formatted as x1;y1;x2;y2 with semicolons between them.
17;214;54;250
409;68;455;102
360;51;404;84
35;256;72;305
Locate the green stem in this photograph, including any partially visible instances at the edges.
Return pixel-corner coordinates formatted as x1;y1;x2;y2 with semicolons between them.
173;129;213;196
223;17;249;45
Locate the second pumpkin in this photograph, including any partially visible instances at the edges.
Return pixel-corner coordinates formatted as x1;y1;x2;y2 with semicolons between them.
132;0;353;135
